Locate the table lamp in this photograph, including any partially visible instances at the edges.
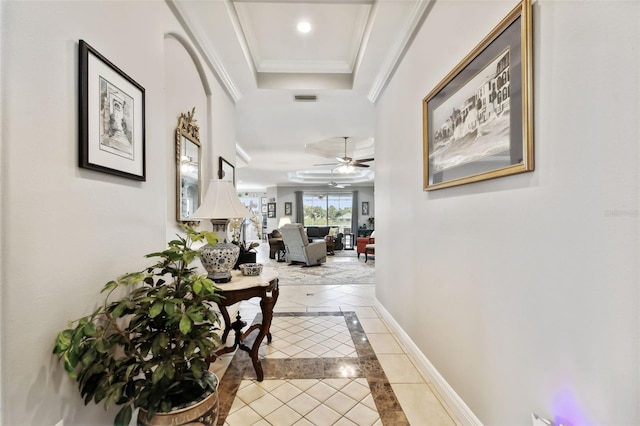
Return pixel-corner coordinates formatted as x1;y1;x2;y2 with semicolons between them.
189;179;251;283
278;217;291;229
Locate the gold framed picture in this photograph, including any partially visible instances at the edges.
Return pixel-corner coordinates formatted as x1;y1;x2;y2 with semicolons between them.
423;0;533;190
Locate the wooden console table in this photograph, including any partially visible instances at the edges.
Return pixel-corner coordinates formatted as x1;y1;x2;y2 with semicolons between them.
207;269;279;381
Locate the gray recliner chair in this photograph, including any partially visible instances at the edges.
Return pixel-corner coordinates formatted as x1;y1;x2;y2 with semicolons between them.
280;223;327;266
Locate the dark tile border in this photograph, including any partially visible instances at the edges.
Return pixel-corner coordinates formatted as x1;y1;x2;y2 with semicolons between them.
215;311;409;425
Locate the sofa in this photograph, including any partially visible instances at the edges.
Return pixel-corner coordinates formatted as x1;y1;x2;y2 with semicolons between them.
332;233;344;250
305;226;344;250
304;226;330;240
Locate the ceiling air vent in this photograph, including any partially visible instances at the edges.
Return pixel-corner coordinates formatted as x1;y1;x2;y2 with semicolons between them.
294;95;317;102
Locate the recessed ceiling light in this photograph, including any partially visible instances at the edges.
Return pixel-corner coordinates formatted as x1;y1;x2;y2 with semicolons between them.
297;21;311;33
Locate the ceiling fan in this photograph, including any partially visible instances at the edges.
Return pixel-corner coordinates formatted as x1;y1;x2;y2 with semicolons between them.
314;137;374;171
327;180;351;189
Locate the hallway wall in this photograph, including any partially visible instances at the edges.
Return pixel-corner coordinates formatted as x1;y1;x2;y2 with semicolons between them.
376;1;639;424
0;2;236;424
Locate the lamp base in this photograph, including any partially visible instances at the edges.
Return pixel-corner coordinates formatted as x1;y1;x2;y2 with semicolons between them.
210;272;232;284
199;241;240;284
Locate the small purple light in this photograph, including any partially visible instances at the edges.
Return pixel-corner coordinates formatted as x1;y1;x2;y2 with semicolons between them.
552;388;592;426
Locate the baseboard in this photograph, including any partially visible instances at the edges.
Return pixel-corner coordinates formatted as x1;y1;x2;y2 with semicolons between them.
373;298;483;426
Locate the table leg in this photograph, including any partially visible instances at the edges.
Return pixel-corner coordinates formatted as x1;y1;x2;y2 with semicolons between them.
208;279;280;381
248;282;279;381
214;313;247;357
219;305;231;343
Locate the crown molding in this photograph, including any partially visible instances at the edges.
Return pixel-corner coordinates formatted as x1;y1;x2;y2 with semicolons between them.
257;59;352;74
167;0;242;103
367;0;433;103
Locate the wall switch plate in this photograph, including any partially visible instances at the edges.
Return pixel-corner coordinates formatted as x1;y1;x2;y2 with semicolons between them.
532;413;553;426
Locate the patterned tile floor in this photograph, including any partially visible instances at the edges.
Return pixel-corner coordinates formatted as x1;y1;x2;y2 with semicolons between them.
208;244;459;426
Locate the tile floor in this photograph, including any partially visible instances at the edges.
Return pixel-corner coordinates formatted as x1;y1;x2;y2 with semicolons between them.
208;244;459;426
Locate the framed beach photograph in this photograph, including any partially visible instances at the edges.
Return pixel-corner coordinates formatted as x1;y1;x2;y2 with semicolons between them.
422;0;533;190
218;156;235;186
79;40;146;180
284;202;292;216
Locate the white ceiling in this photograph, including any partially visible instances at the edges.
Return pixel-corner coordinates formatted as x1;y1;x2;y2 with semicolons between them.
168;0;430;191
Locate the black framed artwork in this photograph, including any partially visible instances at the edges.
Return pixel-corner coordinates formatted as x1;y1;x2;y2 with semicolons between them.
218;156;235;186
362;201;369;216
79;40;146;180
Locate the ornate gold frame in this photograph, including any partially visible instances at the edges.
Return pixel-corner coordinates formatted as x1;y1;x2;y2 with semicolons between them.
176;107;202;225
422;0;533;190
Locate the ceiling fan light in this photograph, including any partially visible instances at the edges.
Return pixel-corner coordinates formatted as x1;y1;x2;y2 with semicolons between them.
335;164;354;174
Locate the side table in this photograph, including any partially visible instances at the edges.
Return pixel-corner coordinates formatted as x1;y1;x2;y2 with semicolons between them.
324;236;335;255
343;233;354;250
207;269;279;381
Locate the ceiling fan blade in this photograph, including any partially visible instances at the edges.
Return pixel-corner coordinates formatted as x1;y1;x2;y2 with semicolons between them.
314;162;339;166
354;158;374;163
352;163;370;168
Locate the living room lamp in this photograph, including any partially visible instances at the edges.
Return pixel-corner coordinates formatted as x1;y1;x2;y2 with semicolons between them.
189;179;252;283
278;217;291;229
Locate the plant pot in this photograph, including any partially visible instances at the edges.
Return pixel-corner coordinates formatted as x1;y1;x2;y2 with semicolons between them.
233;251;257;270
137;372;219;426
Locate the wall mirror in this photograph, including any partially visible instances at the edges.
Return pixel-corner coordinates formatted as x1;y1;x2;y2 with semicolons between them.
176;107;202;224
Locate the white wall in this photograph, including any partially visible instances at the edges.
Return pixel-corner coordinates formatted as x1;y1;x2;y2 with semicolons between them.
0;2;236;424
376;1;639;425
164;35;209;238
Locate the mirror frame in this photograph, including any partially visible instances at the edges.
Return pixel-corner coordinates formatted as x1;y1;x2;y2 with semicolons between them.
176;107;202;225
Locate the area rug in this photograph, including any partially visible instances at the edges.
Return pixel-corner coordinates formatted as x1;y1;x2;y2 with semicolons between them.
262;251;375;286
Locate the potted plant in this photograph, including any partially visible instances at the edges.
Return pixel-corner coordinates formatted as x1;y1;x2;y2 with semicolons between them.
53;226;223;425
229;217;261;269
233;240;260;269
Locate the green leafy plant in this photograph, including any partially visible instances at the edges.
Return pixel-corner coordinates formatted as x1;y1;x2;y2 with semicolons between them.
235;240;260;253
53;226;222;425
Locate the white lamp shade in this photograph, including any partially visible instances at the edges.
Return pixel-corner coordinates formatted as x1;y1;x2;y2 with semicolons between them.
278;217;291;228
189;179;252;219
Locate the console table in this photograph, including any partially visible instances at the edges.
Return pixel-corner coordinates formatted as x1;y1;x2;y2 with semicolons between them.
207;269;279;381
357;229;374;238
